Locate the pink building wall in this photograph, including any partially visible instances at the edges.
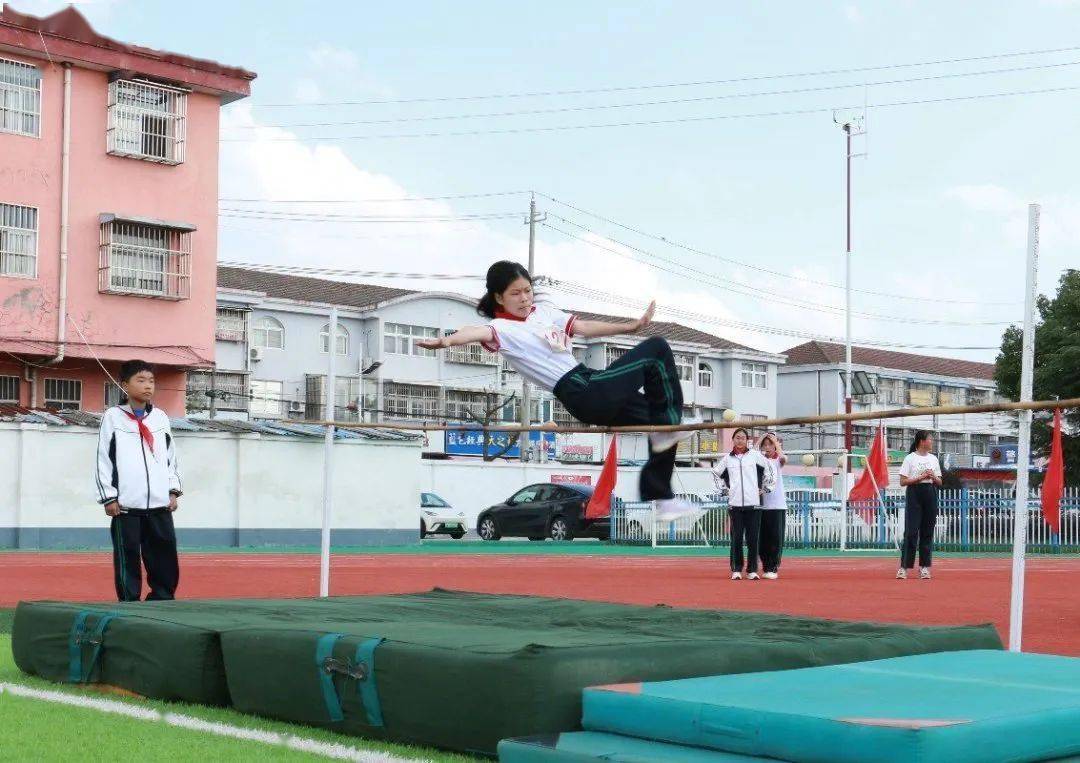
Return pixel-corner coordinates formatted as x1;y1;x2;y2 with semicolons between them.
0;7;253;413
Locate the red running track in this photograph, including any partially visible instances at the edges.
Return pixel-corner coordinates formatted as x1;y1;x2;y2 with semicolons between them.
2;553;1077;655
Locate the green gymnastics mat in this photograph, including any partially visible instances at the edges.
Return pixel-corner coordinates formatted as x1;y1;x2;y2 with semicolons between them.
583;650;1080;763
12;590;1002;756
498;732;770;761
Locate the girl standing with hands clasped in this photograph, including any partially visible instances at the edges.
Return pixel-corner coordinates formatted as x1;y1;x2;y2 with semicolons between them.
419;261;700;516
757;432;787;580
713;428;774;580
897;430;942;580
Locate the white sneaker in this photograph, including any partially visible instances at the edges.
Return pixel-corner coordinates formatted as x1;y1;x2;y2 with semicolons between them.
747;572;760;581
896;568;907;580
920;567;932;580
730;571;742;581
649;418;702;454
763;572;778;580
654;498;696;521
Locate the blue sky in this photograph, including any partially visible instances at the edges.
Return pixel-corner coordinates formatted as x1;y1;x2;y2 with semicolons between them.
20;0;1080;359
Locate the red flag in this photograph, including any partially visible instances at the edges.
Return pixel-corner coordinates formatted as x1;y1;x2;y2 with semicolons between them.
586;437;618;519
1041;409;1065;535
849;424;889;523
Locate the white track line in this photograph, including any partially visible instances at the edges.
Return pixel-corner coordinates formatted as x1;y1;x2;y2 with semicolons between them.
0;683;427;763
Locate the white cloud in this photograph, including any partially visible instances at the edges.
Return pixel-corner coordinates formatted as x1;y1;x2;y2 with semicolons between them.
292;78;324;104
307;43;360;73
844;4;864;24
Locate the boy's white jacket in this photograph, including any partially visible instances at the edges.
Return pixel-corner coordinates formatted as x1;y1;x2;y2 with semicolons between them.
95;404;182;510
712;449;775;508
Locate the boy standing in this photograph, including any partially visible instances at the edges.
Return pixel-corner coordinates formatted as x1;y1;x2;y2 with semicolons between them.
95;360;182;601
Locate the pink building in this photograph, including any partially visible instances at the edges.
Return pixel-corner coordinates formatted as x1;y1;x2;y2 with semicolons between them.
0;6;254;413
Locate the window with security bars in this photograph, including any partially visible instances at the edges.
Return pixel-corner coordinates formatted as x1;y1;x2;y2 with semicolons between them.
887;428;910;452
605;345;627;365
968;388;992;406
382;382;439;420
99;220;191;299
215;308;247;341
305;375;362;421
938;432;965;454
0;58;41;137
107;79;187;164
698;363;713;388
552;398;577;426
740;362;768;389
938;386;965;406
852;425;874;449
186;371;248;413
0;202;38;278
675;354;694;382
0;375;19;404
105;382;124;408
250;379;285;418
384;323;438;357
907;382;938;407
445;389;493;422
971;433;997;456
876;377;906;405
444;331;499;365
44;378;81;410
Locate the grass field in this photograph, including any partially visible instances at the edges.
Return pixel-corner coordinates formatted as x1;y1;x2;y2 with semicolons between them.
0;625;474;761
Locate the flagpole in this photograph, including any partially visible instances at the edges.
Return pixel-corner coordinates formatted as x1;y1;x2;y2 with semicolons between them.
1008;203;1040;653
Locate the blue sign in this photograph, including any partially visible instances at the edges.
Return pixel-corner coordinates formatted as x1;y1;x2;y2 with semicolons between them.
444;429;555;458
990;444;1019;466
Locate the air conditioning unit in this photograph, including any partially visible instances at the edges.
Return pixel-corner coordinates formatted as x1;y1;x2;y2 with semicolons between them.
249;347;263;362
288;400;304;413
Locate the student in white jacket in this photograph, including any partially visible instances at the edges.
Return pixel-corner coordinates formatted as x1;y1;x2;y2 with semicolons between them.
713;428;775;580
96;360;182;601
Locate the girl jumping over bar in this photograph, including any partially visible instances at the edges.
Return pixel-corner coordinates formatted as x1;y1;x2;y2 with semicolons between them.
418;261;699;516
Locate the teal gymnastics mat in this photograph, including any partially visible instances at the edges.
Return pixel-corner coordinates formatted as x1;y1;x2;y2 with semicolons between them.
582;650;1080;763
498;732;770;762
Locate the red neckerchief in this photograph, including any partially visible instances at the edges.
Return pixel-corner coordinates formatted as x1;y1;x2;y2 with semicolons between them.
122;408;154;453
494;305;536;322
730;446;749;456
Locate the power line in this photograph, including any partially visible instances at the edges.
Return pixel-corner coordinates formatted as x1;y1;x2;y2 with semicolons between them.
218;208;520;221
220;83;1080;141
541;220;1018;327
220;261;484;282
537;193;1020;307
218;211;521;224
542;276;999;351
226;59;1080;129
218;190;529;204
249;44;1080;108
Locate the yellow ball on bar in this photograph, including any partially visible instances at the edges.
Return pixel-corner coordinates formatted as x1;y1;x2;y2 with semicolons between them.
801;454;817;466
722;409;737;422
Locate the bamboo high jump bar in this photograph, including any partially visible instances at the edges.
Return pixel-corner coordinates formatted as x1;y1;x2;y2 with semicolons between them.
304;397;1080;435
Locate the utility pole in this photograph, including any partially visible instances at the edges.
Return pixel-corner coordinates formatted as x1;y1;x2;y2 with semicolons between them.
521;193;545;460
843;121;853;467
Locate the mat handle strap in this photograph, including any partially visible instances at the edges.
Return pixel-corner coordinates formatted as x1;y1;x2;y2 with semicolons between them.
68;611;119;683
353;637;385;728
315;632;346;722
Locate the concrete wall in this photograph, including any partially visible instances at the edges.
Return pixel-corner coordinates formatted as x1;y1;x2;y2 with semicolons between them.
0;423;421;548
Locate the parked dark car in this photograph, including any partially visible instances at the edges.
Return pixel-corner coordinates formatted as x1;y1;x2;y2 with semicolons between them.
476;483;609;541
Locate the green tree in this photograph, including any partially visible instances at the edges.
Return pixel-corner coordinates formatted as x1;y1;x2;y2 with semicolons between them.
994;269;1080;486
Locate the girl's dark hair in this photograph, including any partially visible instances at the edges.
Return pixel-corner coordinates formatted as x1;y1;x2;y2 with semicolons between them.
909;429;933;453
477;261;532;319
731;427;750;441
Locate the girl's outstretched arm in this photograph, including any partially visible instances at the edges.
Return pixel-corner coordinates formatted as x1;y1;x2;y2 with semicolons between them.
573;301;656;339
416;325;494;350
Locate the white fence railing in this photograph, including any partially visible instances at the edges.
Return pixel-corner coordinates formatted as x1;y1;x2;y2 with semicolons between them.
610;487;1080;551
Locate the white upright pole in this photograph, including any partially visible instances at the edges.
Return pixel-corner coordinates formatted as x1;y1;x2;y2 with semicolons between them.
320;306;339;598
1008;204;1040;652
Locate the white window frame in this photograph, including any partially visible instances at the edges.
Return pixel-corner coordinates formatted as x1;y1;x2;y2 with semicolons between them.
674;354;694;383
383;382;439;419
605;345;627;366
383;323;438;357
106;78;187;164
445;388;492;422
250;379;284;418
215;308;247;342
0;374;19;404
43;378;81;410
0;202;38;279
99;219;191;299
251;316;284;350
320;322;350;356
740;362;768;389
444;330;499;366
697;362;713;388
0;57;42;138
